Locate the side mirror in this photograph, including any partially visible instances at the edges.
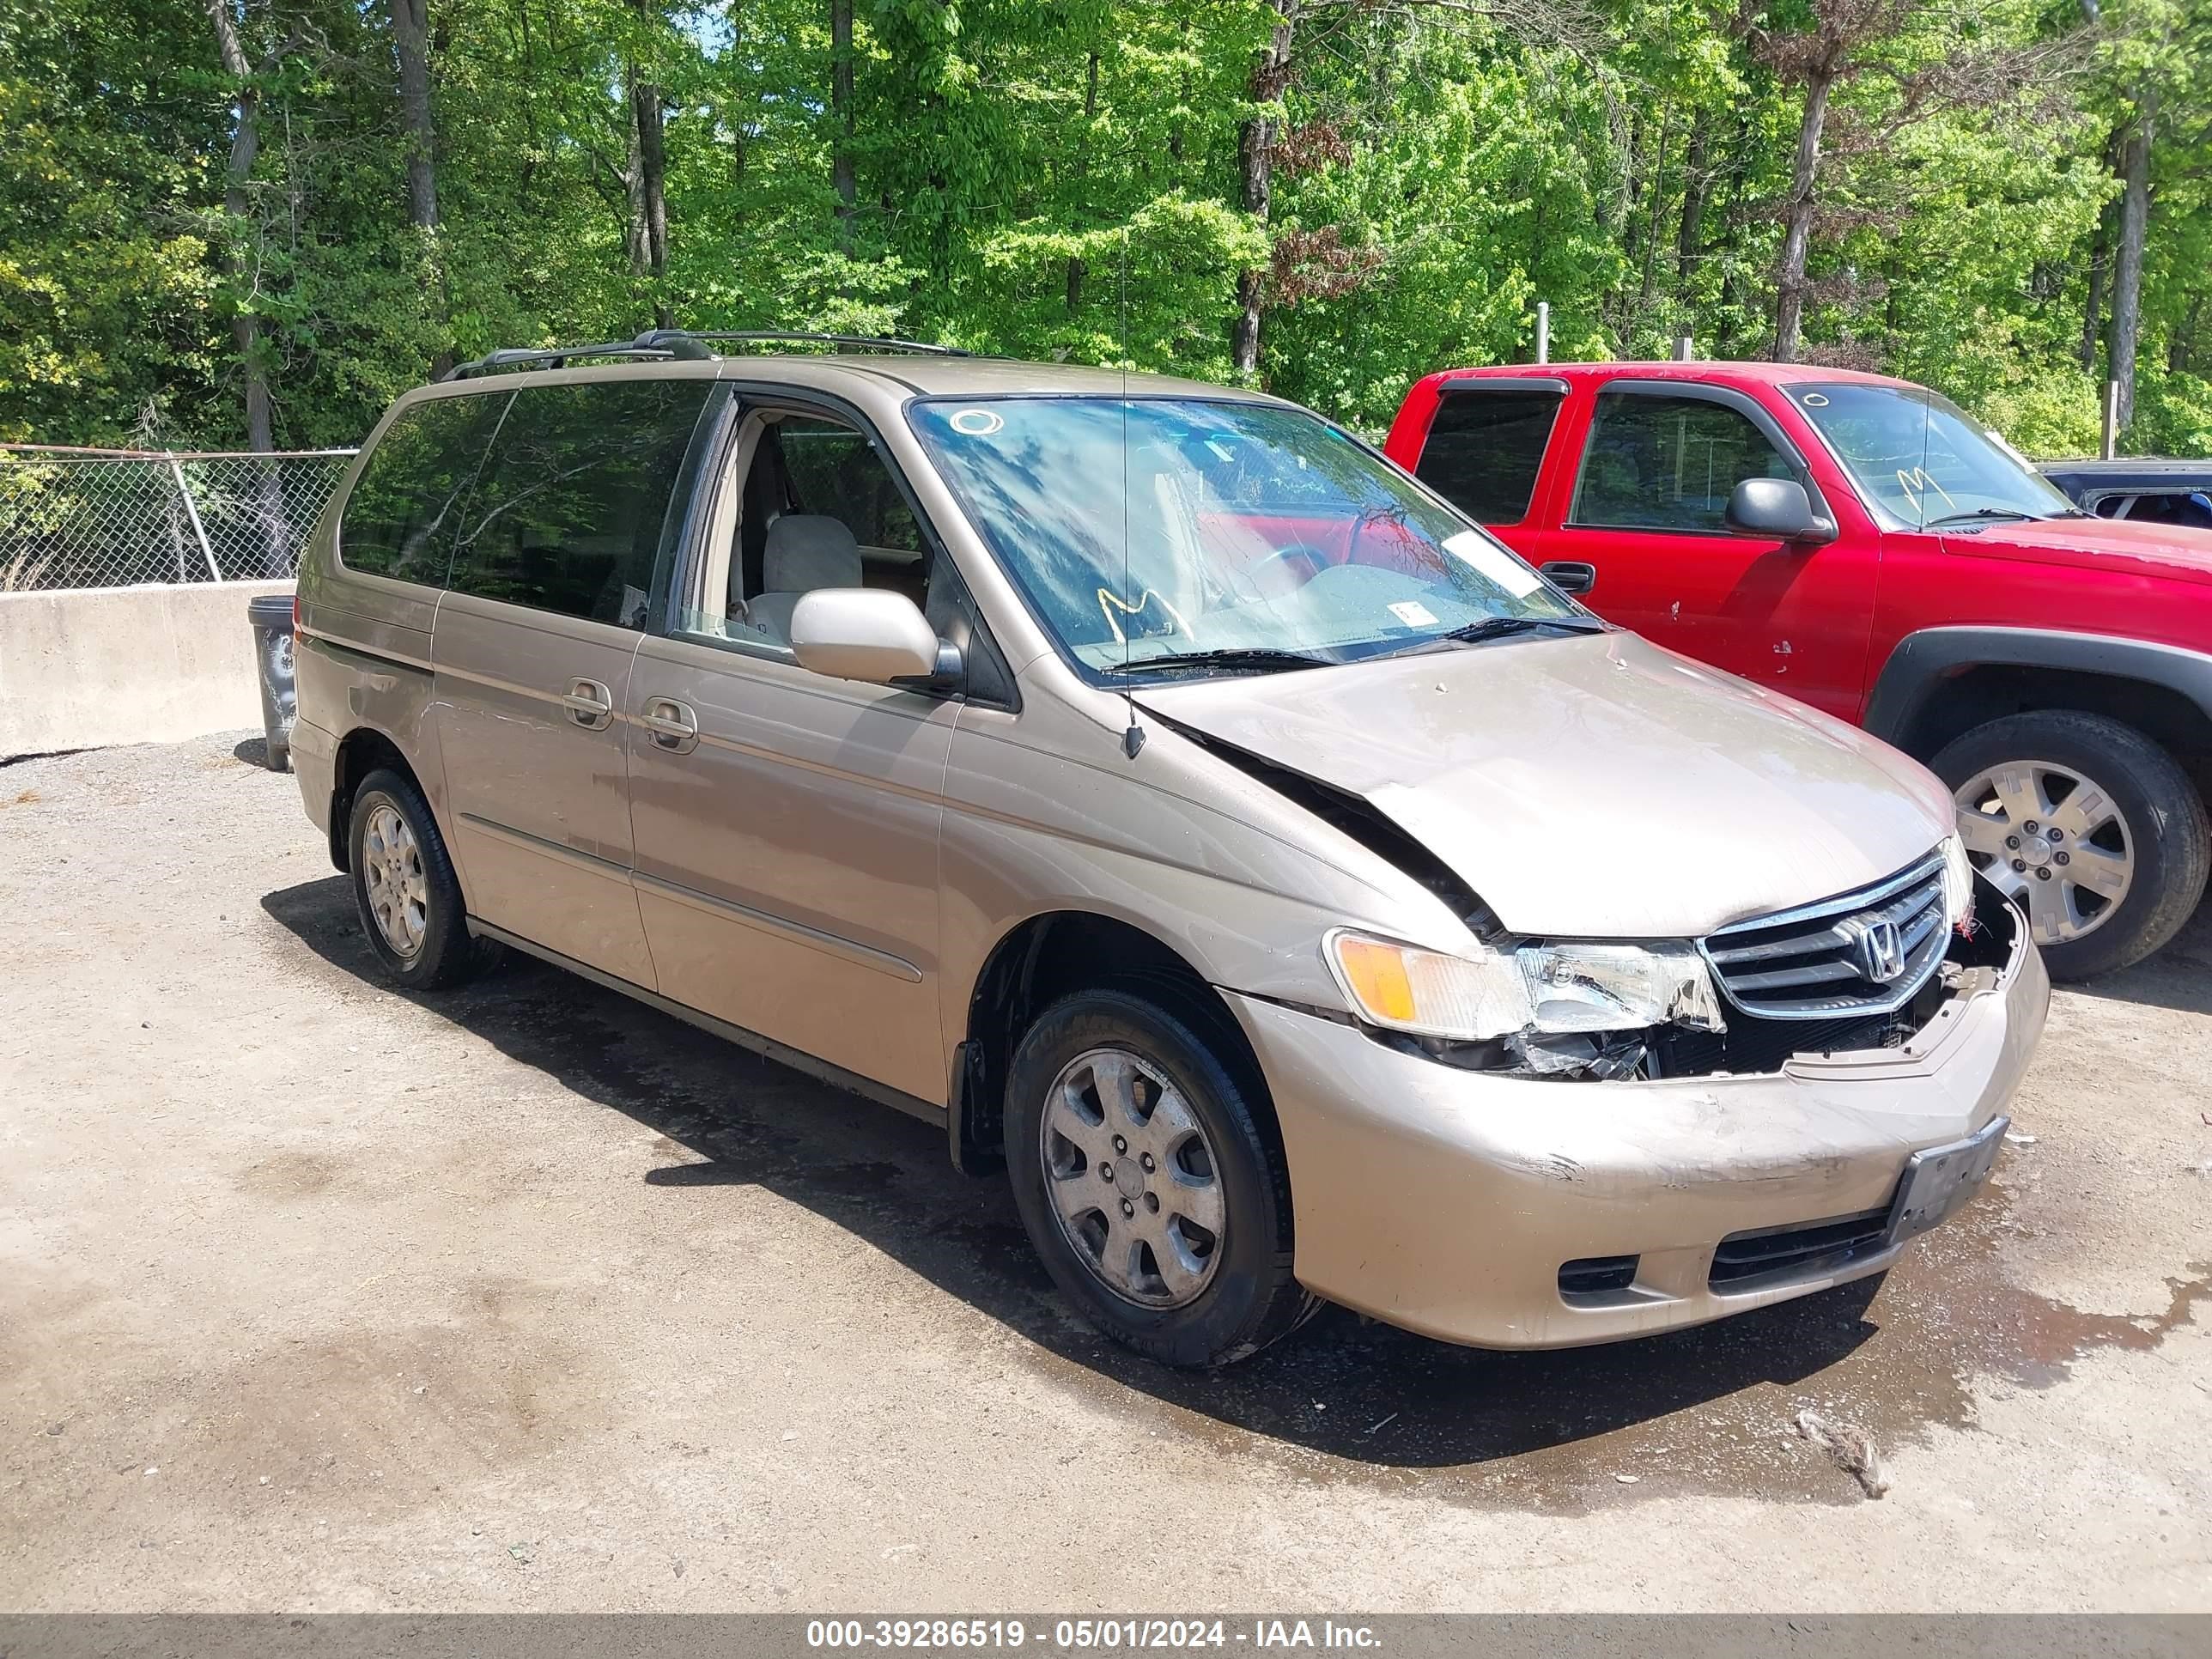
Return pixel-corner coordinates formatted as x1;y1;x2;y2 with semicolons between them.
1539;560;1597;596
790;589;958;687
1726;477;1836;544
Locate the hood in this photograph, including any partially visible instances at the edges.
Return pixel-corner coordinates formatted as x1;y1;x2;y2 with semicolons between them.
1941;514;2212;586
1138;630;1953;939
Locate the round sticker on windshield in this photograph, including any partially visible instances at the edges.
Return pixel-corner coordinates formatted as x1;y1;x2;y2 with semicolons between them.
950;408;1005;436
1801;392;1830;407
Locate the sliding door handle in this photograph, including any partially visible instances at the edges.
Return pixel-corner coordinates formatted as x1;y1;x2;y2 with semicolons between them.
562;678;615;729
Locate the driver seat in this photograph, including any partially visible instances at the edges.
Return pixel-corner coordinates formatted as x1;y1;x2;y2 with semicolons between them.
744;515;862;645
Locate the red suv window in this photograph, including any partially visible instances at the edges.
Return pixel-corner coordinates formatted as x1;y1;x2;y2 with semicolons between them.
1570;391;1801;533
1412;387;1562;526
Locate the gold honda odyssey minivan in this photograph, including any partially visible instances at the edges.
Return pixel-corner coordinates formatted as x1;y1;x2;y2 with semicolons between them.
290;331;2047;1368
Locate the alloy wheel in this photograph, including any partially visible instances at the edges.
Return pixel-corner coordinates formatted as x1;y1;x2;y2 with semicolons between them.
361;802;430;958
1954;759;2134;946
1039;1046;1225;1310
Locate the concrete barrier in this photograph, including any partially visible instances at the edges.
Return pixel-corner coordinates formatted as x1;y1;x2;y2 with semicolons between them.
0;580;292;757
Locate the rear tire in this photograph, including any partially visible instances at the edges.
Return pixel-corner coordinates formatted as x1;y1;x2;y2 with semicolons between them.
1005;989;1315;1368
1933;711;2208;980
346;768;485;990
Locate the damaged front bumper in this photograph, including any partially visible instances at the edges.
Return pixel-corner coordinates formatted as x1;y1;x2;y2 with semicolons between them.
1225;900;2049;1350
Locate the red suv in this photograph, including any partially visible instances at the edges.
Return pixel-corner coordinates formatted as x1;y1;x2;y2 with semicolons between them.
1384;361;2212;977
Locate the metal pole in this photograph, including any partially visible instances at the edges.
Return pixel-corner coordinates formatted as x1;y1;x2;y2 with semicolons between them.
2101;381;2120;460
167;497;190;583
1535;302;1550;366
167;453;222;581
1674;335;1694;362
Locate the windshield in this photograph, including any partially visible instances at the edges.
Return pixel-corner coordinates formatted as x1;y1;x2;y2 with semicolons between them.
908;397;1584;678
1786;382;2076;529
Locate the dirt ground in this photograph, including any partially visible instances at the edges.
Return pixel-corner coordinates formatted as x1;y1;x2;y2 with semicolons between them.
2;732;2208;1613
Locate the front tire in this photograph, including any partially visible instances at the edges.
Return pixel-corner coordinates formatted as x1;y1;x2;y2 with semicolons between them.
346;768;484;990
1935;711;2209;979
1005;989;1314;1368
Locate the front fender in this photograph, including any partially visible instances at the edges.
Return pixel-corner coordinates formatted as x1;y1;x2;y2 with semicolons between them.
1863;627;2212;749
936;700;1481;1053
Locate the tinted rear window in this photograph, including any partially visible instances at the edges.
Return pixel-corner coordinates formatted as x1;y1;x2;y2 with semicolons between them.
1413;389;1562;524
447;380;714;628
2121;490;2212;531
339;393;507;582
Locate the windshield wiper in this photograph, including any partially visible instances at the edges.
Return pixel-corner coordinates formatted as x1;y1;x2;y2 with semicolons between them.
1101;647;1334;678
1925;507;2045;528
1441;614;1607;644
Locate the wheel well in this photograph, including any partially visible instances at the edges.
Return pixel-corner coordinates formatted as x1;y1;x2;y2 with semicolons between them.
953;911;1277;1175
328;729;416;872
1900;665;2212;785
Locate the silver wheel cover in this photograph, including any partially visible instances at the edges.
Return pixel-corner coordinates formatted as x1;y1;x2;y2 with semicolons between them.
361;801;430;958
1954;758;2134;947
1039;1046;1225;1310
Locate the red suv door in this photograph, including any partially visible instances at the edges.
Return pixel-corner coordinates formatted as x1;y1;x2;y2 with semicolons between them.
1537;380;1878;721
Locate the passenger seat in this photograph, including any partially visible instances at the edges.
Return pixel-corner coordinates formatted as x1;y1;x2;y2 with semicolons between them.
744;515;862;645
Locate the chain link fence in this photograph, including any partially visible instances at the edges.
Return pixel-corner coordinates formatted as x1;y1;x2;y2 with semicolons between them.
0;446;356;592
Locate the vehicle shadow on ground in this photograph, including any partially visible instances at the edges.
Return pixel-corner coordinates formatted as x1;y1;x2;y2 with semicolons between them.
262;875;1886;1472
2064;905;2212;1017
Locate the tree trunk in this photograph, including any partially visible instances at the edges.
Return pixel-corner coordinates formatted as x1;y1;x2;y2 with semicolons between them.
1675;113;1709;295
1635;107;1674;324
2109;89;2154;434
831;0;855;241
2080;209;2107;374
390;0;450;374
391;0;439;231
634;77;668;276
1771;63;1836;363
1617;107;1648;248
205;0;273;453
1712;112;1752;356
625;48;671;325
1604;107;1646;337
1232;2;1295;378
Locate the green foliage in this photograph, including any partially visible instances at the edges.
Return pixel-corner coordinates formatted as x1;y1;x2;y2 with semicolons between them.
1;0;2204;462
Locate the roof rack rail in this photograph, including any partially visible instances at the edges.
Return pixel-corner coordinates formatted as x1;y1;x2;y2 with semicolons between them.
439;340;679;381
633;329;969;357
441;328;968;381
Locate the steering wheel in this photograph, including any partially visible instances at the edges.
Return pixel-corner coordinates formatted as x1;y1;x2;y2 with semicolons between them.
1234;541;1334;602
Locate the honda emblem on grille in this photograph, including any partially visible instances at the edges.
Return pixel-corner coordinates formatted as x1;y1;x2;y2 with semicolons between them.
1841;917;1907;983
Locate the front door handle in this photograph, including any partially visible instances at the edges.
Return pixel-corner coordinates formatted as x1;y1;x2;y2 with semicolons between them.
1539;560;1598;596
562;678;615;729
639;696;701;753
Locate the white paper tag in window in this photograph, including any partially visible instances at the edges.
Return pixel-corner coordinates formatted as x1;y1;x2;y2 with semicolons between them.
1443;530;1544;599
1387;599;1438;628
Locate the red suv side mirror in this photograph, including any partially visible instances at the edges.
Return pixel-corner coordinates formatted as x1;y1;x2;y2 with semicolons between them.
1727;478;1837;545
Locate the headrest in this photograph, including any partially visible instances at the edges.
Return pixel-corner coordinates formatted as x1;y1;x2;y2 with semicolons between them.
764;514;861;592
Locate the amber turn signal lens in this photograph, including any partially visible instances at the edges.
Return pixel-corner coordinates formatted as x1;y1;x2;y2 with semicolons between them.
1332;935;1419;1024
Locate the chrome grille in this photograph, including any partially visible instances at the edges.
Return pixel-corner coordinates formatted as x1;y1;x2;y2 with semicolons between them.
1699;851;1949;1019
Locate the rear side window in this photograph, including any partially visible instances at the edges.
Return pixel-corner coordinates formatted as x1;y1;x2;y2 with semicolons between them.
447;380;713;628
1413;389;1562;525
1573;391;1801;532
2121;490;2212;532
339;393;507;582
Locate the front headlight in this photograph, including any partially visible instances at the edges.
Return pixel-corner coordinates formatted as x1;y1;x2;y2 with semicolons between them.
1940;834;1975;930
1516;941;1728;1034
1325;931;1726;1040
